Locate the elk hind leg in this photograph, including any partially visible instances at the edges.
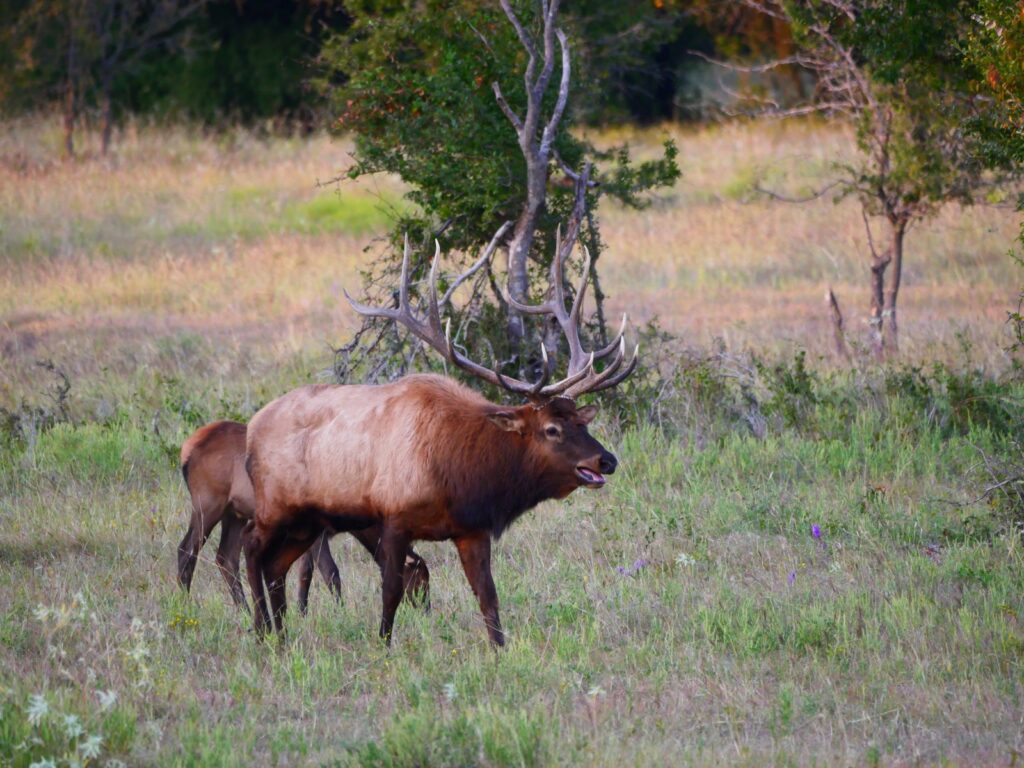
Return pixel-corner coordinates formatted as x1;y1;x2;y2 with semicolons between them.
216;514;248;610
177;494;225;593
243;523;273;635
265;537;315;634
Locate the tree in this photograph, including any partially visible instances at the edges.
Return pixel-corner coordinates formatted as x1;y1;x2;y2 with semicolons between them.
7;0;204;157
965;0;1024;356
724;0;998;356
319;0;679;383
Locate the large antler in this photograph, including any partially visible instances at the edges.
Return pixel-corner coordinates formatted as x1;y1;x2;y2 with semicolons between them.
505;233;638;400
504;161;638;399
345;222;557;398
345;217;638;401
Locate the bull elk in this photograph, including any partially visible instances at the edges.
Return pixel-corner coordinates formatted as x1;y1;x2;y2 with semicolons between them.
178;420;430;613
243;220;637;646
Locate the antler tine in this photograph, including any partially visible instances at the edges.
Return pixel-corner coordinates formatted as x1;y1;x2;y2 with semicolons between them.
399;233;413;314
348;231;543;396
344;289;401;320
537;351;593;398
530;344;552;395
444;318;543;397
593;313;628;360
440;220;512;309
587;342;640;394
563;337;626;399
427;239;444;336
561;244;592;373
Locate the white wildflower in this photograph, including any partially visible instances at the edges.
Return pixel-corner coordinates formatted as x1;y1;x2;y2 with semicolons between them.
33;605;51;623
675;552;696;567
27;694;49;726
442;682;457;702
80;734;103;759
63;713;84;740
28;759;57;768
96;690;117;711
586;685;605;697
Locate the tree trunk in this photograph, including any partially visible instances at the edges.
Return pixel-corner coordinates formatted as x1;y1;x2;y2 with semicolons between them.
882;217;907;354
101;84;114;157
585;207;609;346
826;287;848;360
869;250;891;359
63;12;77;160
63;81;76;159
505;155;548;362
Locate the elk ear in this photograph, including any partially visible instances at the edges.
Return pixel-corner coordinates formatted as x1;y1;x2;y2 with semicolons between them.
487;410;526;434
576;404;599;425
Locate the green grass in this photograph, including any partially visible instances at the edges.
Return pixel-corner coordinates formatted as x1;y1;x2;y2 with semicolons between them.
282;191;411;236
1;358;1022;765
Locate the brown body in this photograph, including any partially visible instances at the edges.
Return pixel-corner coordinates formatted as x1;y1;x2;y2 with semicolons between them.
244;374;615;644
178;420;429;613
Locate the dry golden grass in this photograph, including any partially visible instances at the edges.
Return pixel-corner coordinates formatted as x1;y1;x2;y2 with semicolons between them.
2;115;1019;388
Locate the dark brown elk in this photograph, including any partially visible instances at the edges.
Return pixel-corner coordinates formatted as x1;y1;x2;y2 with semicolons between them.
242;215;637;646
178;420;430;613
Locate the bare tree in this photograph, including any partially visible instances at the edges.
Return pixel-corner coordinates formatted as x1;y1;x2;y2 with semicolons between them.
707;0;994;356
491;0;577;354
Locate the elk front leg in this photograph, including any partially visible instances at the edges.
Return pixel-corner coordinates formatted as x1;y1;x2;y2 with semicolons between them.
215;515;248;610
378;526;411;645
351;526;431;610
455;533;504;647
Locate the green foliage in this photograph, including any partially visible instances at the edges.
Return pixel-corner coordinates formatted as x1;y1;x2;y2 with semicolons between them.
318;0;679;363
963;0;1024;167
318;1;569;253
31;422;167;481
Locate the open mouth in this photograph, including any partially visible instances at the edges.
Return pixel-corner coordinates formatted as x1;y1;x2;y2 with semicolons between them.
575;466;606;487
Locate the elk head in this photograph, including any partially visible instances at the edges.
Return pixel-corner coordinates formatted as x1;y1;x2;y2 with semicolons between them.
486;397;617;497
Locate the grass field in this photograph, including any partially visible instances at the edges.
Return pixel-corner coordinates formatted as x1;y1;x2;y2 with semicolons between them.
1;115;1023;766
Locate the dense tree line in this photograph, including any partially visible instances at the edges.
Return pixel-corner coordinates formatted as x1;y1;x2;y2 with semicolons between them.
0;0;807;147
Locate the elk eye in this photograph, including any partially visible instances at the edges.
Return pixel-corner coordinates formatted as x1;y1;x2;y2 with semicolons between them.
545;425;561;439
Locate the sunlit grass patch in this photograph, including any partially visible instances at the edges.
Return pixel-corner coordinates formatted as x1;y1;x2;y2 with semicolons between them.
281;190;411;236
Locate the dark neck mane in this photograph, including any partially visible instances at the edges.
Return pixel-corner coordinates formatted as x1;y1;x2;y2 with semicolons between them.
421;404;561;538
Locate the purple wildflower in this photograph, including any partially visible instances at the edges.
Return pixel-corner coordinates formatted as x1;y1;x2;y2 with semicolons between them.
811;524;822;540
787;570;796;586
615;558;650;577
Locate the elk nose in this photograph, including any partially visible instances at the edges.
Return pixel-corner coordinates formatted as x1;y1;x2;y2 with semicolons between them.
599;452;617;475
